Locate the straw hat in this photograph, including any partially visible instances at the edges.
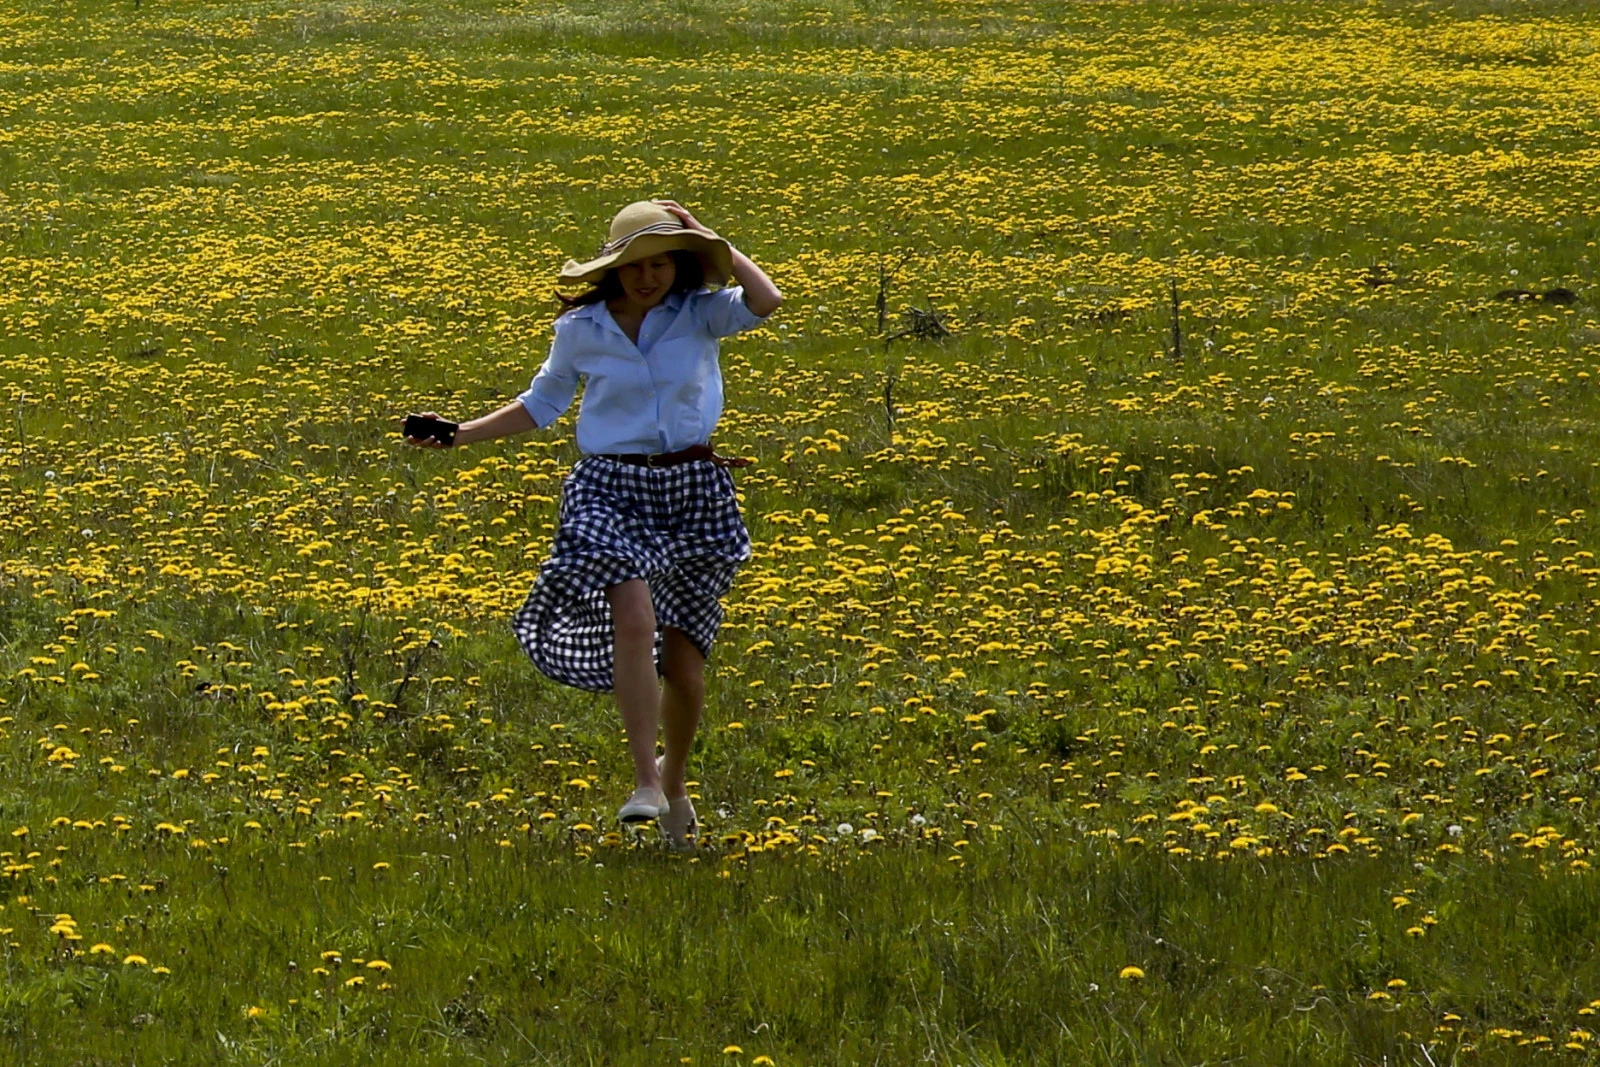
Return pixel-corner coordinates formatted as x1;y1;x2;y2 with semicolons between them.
559;201;735;287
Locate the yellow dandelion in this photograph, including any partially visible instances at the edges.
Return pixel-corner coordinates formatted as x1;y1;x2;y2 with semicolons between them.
89;943;115;955
366;959;391;971
1119;966;1145;981
123;954;148;966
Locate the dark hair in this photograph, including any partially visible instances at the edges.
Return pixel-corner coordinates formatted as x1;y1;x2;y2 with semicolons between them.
557;250;705;316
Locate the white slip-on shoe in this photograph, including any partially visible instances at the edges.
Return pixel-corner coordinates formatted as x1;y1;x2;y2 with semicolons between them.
659;795;698;851
657;757;698;851
618;787;668;825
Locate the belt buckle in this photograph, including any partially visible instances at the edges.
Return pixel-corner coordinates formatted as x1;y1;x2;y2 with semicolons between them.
646;452;662;468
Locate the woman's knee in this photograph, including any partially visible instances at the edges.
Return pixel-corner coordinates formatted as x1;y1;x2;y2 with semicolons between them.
661;629;706;692
607;580;656;645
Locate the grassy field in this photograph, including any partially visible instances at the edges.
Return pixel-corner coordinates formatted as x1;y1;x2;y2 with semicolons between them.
4;0;1600;1062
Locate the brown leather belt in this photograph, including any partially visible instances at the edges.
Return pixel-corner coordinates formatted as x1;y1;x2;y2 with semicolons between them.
593;444;751;468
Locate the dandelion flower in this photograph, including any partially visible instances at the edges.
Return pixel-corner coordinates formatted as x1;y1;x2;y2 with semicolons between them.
122;954;148;966
1119;966;1145;981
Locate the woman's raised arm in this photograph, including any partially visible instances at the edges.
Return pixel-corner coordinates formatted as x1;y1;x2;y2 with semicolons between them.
653;198;783;317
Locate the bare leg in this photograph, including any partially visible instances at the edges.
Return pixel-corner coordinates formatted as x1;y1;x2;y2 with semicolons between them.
658;627;706;800
606;579;662;793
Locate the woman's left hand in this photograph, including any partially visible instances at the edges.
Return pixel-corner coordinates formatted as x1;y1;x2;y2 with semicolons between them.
654;199;714;235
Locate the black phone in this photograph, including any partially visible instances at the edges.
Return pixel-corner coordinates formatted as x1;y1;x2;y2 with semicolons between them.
403;413;458;447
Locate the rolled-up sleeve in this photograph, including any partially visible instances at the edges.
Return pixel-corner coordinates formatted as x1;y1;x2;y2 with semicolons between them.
517;319;580;428
698;286;768;339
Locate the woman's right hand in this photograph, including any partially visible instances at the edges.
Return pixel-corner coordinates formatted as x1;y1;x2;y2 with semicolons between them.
404;411;453;448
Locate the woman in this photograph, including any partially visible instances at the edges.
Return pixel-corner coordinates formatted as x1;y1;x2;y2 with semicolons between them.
405;199;782;850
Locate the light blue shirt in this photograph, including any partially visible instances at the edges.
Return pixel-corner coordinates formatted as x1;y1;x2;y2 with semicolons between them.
517;286;767;455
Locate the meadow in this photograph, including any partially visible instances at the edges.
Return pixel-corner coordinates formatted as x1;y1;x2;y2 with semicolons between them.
3;0;1600;1062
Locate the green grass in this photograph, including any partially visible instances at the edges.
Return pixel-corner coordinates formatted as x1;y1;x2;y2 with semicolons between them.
3;0;1600;1062
6;827;1599;1065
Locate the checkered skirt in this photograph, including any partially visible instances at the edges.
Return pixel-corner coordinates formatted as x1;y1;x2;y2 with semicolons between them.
511;456;752;692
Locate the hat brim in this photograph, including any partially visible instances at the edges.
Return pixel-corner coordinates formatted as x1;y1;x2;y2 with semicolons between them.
560;230;735;288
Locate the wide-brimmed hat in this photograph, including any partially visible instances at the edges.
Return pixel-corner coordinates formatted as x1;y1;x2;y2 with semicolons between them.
559;201;735;287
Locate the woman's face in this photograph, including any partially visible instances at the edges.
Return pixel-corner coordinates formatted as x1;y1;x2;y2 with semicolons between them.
616;254;676;309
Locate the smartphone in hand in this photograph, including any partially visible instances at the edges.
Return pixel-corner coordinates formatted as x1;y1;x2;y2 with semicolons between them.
403;413;458;447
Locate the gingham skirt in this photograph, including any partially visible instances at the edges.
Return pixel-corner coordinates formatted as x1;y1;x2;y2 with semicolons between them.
511;456;752;692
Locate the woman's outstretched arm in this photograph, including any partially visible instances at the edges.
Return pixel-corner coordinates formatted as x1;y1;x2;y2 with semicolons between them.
404;400;534;449
456;400;535;446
